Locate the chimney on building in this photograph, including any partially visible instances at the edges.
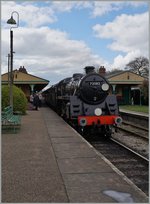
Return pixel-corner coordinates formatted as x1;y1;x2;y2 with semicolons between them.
84;66;95;74
99;66;106;76
19;66;27;73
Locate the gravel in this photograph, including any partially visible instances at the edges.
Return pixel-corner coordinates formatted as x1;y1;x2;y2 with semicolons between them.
112;128;149;159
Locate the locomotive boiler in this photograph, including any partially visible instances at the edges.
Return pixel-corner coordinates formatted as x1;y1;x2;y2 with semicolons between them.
44;66;122;137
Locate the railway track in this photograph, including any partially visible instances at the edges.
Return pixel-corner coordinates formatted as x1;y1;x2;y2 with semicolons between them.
111;138;148;162
117;121;148;140
67;111;149;196
86;136;149;196
113;122;149;159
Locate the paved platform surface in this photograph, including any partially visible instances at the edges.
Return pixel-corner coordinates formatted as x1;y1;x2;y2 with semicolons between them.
119;108;149;117
2;106;149;203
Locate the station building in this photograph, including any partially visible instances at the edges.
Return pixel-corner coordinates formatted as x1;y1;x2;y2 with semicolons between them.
2;66;146;105
99;66;147;105
1;66;49;101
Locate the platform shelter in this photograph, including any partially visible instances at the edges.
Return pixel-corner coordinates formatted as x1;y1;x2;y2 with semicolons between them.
106;70;146;105
2;66;49;100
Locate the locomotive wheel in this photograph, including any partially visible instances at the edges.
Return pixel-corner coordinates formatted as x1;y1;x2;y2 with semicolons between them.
104;125;112;138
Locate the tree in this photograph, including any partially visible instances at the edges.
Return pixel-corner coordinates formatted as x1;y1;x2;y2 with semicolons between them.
125;56;149;77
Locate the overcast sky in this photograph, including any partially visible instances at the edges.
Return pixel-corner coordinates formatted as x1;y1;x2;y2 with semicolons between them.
1;1;149;87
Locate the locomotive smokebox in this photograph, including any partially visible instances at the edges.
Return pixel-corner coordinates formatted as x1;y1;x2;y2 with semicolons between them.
84;66;95;74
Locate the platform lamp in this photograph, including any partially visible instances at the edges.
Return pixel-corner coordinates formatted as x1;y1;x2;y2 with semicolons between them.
7;11;19;110
7;53;10;85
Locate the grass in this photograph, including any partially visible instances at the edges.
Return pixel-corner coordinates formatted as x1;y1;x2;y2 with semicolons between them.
120;105;149;114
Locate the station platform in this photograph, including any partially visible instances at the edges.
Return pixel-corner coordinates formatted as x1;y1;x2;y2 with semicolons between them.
2;106;148;203
119;108;149;129
119;108;149;117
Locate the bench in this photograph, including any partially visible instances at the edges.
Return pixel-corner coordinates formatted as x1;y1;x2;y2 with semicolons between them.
2;106;22;133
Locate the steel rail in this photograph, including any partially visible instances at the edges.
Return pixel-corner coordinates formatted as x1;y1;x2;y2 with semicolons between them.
110;137;149;162
115;125;148;140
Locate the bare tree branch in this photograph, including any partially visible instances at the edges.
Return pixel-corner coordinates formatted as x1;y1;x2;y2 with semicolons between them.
126;56;149;77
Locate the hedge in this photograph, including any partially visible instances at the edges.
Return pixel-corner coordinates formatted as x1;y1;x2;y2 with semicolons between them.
2;85;27;114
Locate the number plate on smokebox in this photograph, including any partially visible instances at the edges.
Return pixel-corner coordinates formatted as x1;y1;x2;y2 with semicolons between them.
89;81;101;86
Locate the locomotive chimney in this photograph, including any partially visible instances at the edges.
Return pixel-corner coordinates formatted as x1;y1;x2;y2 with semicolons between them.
99;66;106;76
84;66;95;74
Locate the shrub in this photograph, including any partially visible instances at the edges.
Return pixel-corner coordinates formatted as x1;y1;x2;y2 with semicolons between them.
2;85;27;114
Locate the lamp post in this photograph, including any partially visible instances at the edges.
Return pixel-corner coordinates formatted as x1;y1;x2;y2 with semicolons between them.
7;11;19;109
7;53;10;84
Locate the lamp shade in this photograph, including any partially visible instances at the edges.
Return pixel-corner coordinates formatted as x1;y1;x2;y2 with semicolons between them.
7;16;16;25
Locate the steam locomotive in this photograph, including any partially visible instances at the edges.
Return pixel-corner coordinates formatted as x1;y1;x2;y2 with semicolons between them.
44;66;122;137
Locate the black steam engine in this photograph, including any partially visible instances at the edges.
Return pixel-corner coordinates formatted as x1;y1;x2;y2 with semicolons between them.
44;66;122;137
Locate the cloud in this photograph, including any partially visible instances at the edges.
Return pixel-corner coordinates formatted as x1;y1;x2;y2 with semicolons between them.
111;50;142;69
2;1;148;27
2;1;147;28
93;12;149;57
50;1;92;13
1;1;92;28
50;1;148;18
1;1;148;84
1;26;105;84
93;11;149;69
91;1;147;17
91;1;122;17
1;1;57;28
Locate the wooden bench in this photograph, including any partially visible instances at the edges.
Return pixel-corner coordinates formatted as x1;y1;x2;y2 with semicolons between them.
2;106;22;133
